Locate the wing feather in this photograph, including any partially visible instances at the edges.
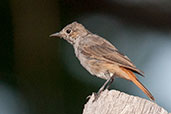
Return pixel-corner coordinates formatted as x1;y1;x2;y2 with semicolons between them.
80;35;144;76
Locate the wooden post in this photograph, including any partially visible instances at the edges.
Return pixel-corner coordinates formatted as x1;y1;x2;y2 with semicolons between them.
83;90;170;114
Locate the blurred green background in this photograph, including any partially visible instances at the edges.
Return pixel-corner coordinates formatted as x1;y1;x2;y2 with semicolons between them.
0;0;171;114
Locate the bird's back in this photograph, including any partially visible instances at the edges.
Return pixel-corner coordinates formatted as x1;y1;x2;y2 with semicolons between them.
74;33;144;76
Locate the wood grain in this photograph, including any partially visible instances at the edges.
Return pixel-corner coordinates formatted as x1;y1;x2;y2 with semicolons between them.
83;90;169;114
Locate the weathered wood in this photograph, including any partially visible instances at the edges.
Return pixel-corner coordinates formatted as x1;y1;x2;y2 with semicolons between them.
83;90;169;114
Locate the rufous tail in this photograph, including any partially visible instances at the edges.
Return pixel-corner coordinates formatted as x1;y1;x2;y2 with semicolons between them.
120;67;155;101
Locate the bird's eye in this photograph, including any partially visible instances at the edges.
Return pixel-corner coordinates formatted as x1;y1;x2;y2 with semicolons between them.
66;29;71;34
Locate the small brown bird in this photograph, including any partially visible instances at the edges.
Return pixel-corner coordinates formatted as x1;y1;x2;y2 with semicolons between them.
50;22;154;101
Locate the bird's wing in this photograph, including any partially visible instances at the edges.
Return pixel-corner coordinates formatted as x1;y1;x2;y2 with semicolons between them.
81;35;144;76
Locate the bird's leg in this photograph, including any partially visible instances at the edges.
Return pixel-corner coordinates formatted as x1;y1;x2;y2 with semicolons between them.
97;78;111;94
93;75;115;102
92;78;110;102
106;75;115;89
97;72;115;94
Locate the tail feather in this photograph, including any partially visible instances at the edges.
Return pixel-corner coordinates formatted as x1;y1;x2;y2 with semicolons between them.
120;67;155;101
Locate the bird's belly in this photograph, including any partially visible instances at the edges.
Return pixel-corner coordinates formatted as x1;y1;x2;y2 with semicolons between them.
77;55;114;80
77;54;131;80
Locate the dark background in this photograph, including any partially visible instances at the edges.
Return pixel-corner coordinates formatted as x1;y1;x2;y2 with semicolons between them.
0;0;171;114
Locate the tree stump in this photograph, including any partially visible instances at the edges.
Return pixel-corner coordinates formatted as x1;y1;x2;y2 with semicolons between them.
83;89;169;114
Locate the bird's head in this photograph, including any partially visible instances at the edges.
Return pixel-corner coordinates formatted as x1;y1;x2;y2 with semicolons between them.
50;22;89;44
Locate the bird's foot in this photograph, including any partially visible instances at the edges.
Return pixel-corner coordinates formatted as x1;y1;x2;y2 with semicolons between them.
92;90;103;102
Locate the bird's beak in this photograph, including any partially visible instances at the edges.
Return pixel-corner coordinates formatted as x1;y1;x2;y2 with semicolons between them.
49;32;62;38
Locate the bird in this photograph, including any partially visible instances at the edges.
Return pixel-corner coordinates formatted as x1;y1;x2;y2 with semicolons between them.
50;21;154;101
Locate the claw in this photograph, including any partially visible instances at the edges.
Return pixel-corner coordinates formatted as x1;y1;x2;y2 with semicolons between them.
87;92;101;102
86;95;92;100
92;92;100;102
